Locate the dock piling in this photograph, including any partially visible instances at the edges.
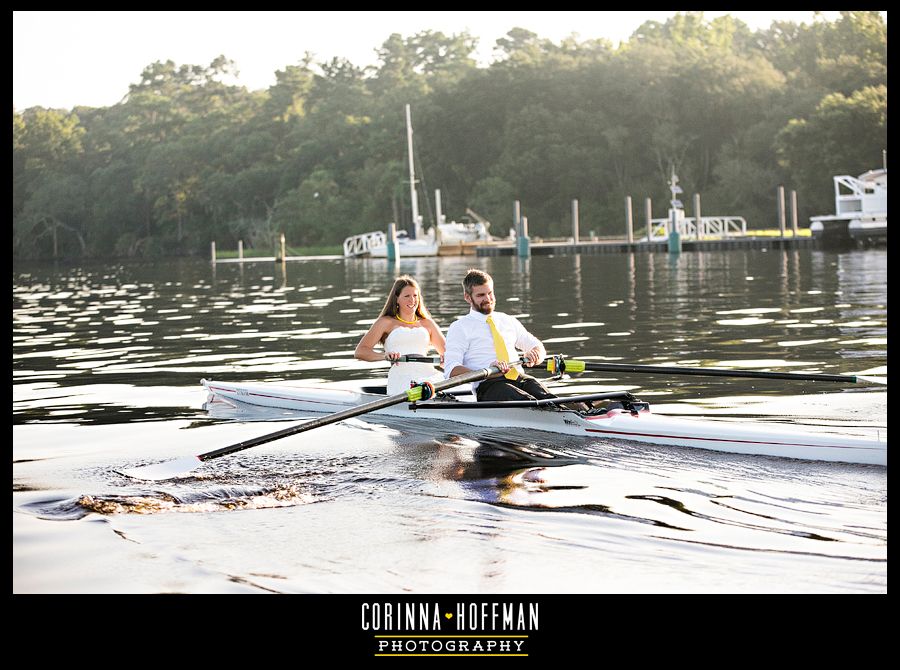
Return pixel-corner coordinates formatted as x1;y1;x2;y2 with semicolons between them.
518;216;530;258
387;222;399;262
790;190;799;237
668;209;682;254
645;198;652;243
515;200;530;258
777;186;787;238
625;196;634;244
572;199;580;244
693;193;702;239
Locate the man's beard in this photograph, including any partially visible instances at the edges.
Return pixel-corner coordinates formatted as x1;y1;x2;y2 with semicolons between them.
471;298;494;315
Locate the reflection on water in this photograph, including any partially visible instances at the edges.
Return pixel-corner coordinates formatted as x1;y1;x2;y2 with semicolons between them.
13;250;887;593
20;420;885;567
14;249;887;423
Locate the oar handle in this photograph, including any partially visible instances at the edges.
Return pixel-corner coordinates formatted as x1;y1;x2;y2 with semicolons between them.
548;356;858;383
397;355;442;365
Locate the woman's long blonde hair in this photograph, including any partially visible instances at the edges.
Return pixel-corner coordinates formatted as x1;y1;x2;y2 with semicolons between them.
378;275;432;325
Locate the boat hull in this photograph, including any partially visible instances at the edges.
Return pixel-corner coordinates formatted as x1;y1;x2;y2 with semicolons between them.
201;380;886;466
810;216;855;247
367;238;440;257
848;218;887;246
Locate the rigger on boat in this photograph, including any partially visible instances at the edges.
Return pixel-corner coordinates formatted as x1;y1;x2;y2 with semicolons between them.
200;377;885;467
117;357;886;481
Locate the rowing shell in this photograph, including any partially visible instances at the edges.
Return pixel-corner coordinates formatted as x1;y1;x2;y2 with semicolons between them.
201;380;886;467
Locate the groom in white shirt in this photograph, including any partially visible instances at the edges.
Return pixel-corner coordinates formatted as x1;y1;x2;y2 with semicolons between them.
443;269;557;402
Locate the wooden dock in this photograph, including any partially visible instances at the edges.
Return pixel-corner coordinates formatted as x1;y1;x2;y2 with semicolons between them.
213;255;343;264
474;236;817;256
211;234;818;263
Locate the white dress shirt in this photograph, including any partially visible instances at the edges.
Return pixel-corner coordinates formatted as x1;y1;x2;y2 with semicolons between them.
443;309;546;388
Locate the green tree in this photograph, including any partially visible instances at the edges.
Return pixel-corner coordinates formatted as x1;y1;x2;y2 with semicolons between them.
11;14;887;259
776;85;887;215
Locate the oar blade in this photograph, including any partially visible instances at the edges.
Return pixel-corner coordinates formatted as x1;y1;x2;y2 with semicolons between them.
117;364;508;481
116;455;203;481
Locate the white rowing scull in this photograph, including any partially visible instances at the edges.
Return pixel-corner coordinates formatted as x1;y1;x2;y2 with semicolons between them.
201;379;886;467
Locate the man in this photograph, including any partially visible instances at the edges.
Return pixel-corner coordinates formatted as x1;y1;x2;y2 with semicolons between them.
443;269;557;402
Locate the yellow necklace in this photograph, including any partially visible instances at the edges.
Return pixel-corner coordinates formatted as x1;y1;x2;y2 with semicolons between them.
395;314;419;325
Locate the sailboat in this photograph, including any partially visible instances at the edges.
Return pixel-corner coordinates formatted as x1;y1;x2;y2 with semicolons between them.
361;105;440;258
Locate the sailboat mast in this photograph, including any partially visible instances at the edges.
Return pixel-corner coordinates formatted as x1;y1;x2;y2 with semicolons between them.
406;104;422;239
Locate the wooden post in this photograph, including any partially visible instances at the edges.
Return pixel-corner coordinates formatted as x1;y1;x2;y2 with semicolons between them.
668;209;682;254
435;190;443;227
645;197;652;244
211;241;216;264
514;200;521;238
280;233;286;261
777;185;786;238
434;189;445;247
625;196;633;244
518;212;530;258
387;222;399;262
238;240;244;262
790;190;799;237
572;199;580;244
693;193;702;240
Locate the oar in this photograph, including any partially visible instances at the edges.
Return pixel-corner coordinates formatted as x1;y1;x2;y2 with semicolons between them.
117;363;514;481
547;356;861;383
397;354;442;364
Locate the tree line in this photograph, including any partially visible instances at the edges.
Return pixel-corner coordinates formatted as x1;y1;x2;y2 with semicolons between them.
13;11;886;259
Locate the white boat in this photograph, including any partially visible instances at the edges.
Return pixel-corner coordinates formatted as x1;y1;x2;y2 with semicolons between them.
437;220;490;243
201;379;886;467
435;204;492;244
810;167;887;247
366;229;440;257
344;104;442;258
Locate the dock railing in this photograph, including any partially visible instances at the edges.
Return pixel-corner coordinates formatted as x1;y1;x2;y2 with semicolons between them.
646;216;747;241
343;231;387;257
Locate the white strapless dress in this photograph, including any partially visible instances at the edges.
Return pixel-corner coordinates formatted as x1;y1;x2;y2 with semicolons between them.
384;326;443;395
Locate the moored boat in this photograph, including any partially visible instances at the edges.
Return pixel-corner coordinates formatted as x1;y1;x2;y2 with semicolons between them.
343;105;492;258
201;379;886;467
366;229;440;257
810;166;887;248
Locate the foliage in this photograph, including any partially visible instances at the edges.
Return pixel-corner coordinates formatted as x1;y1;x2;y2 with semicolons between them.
12;13;887;258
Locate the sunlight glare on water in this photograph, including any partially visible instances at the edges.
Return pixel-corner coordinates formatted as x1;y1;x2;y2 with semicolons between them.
13;249;887;593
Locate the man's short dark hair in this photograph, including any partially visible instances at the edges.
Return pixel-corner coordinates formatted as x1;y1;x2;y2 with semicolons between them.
463;269;492;295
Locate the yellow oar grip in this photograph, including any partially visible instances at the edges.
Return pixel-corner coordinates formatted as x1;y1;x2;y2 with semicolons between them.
406;386;423;402
546;358;586;374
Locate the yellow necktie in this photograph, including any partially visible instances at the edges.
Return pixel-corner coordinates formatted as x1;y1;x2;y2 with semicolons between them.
486;315;518;380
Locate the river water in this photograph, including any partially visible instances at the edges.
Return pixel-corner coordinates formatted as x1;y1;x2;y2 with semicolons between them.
13;248;887;593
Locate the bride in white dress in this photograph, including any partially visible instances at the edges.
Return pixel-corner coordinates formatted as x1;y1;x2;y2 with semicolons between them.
354;275;446;395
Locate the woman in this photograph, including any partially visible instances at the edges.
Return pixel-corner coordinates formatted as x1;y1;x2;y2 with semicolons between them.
354;275;446;395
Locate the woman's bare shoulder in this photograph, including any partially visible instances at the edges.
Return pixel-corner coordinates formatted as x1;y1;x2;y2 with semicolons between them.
377;315;404;333
363;315;395;337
